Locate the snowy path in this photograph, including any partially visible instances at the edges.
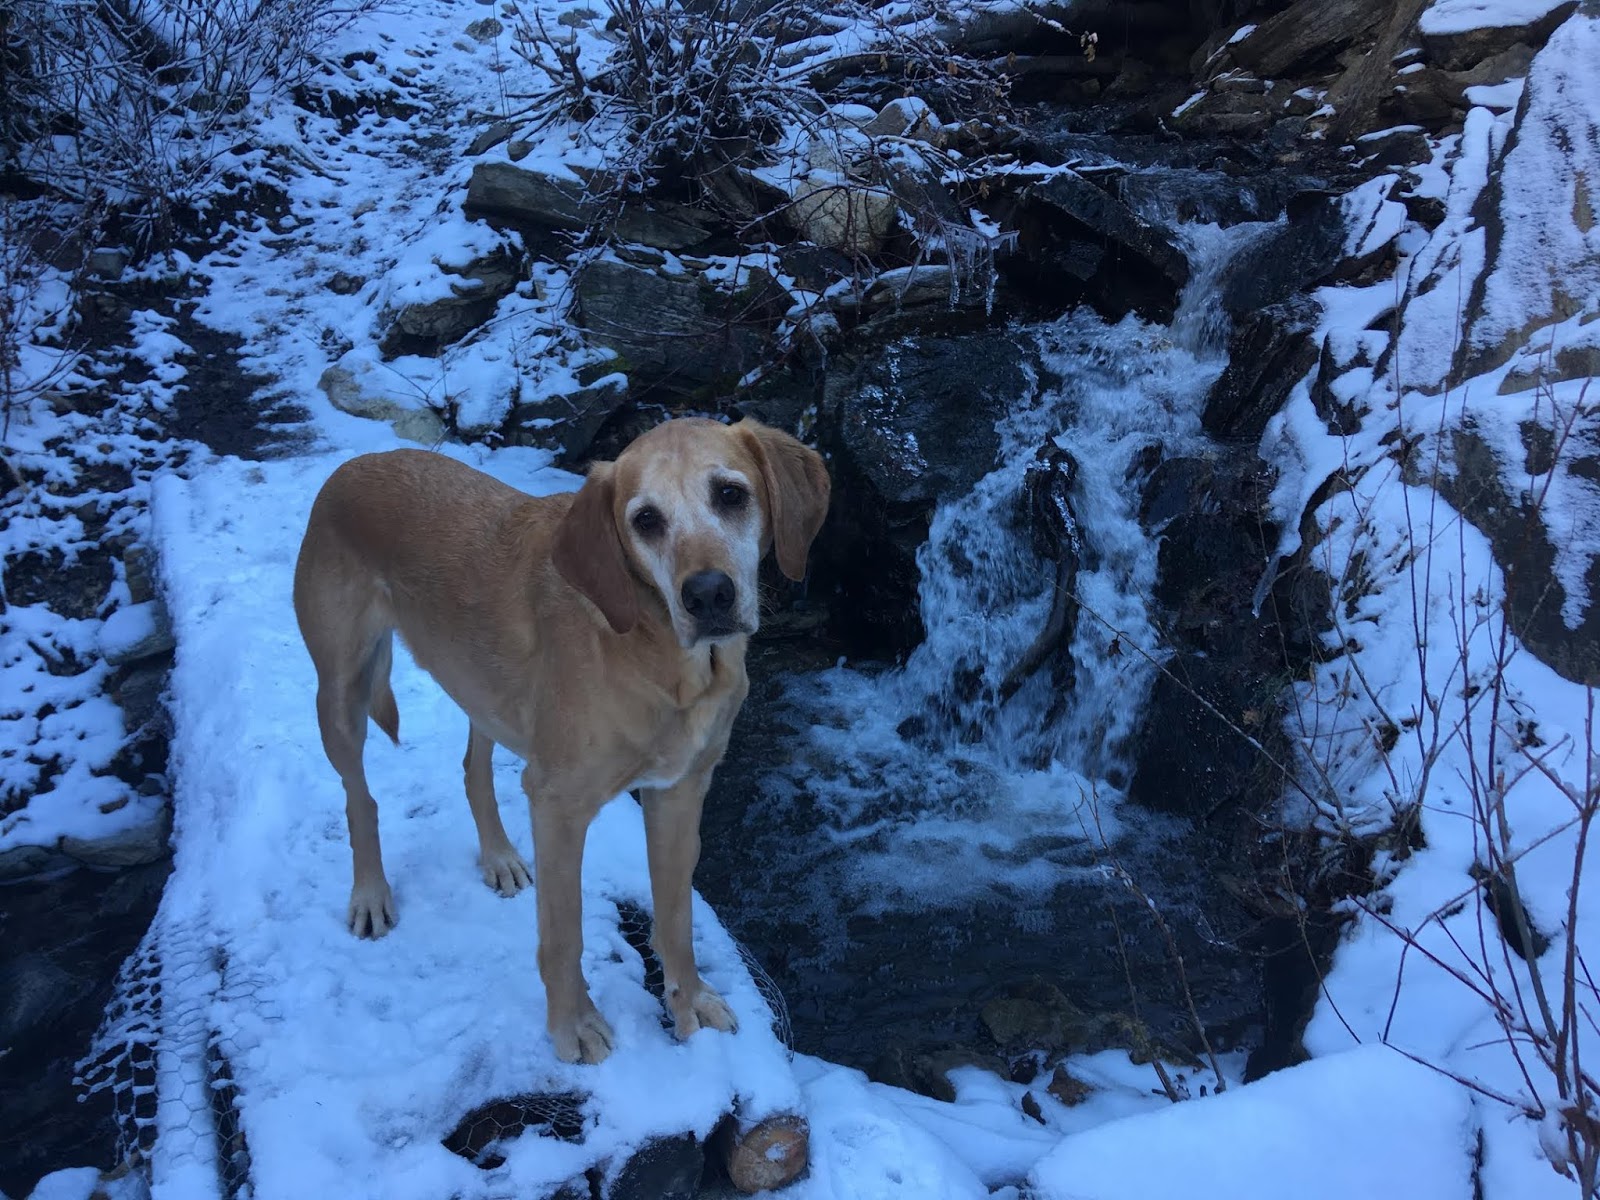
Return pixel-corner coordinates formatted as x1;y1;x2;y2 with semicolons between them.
142;451;799;1196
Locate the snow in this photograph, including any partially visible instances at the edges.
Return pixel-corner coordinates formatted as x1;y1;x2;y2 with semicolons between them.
1420;0;1570;36
1029;1046;1476;1200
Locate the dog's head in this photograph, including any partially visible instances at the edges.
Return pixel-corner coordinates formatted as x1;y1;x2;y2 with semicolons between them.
553;418;831;647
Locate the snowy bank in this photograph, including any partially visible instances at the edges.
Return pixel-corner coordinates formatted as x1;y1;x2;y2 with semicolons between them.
1029;1046;1477;1200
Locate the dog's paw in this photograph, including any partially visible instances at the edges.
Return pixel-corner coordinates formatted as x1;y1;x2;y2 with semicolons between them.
348;880;396;939
480;846;532;897
550;1004;615;1065
668;984;739;1040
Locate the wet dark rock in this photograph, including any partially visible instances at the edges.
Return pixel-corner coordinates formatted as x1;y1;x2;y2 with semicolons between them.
1168;89;1279;139
884;158;970;243
777;242;854;292
573;259;790;393
598;1133;702;1200
1139;455;1212;531
1354;125;1433;170
1132;453;1287;823
1202;298;1322;441
0;861;170;1197
1218;191;1353;316
815;333;1036;659
858;265;988;314
980;978;1189;1063
1114;165;1307;228
1008;171;1191;323
980;981;1091;1051
998;53;1120;104
1000;445;1082;702
1225;0;1390;76
1420;0;1576;70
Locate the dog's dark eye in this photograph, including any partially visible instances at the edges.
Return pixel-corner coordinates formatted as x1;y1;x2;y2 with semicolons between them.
632;506;665;537
714;482;748;512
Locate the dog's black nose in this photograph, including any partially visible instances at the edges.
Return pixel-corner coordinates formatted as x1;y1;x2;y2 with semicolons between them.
681;570;736;624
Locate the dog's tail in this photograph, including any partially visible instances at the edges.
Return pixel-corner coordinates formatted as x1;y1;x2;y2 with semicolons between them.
368;635;400;745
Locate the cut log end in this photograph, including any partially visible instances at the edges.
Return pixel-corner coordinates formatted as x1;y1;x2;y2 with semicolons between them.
714;1113;811;1194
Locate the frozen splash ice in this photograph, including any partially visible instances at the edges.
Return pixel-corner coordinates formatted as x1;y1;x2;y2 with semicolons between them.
772;220;1269;910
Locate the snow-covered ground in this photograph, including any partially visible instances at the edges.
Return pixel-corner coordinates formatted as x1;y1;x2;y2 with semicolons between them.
7;0;1600;1196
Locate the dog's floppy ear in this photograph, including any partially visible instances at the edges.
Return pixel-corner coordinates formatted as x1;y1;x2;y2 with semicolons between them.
736;419;831;583
553;462;639;635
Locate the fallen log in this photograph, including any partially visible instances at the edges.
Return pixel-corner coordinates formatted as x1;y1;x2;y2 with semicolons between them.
999;443;1081;704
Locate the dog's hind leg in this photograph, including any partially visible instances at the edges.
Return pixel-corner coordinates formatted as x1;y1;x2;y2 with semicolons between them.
463;723;531;897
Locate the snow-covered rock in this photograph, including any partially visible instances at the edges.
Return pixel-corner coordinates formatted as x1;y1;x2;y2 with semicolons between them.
1420;0;1578;70
99;600;174;667
1464;10;1600;375
318;350;447;445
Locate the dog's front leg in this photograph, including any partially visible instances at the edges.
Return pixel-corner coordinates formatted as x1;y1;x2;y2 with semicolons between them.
527;773;615;1065
642;767;739;1042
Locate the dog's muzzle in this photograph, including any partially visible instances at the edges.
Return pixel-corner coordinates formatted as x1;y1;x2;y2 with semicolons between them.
681;569;740;640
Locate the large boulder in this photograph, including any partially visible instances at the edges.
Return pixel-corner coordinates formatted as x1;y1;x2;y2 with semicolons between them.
1418;0;1577;70
465;161;588;230
816;332;1038;658
1219;186;1381;318
1224;0;1390;76
1460;12;1600;378
376;243;520;358
573;258;791;392
1381;43;1537;128
1008;171;1191;323
1203;299;1322;441
1131;452;1289;819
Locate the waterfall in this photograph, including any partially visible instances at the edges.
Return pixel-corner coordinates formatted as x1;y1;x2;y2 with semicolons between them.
772;220;1272;912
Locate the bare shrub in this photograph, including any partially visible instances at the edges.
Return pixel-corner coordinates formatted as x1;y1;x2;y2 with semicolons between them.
1284;368;1600;1192
509;0;1012;222
0;195;103;442
3;0;383;243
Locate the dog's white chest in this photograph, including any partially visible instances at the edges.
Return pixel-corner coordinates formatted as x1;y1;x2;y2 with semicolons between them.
626;649;742;791
628;695;731;789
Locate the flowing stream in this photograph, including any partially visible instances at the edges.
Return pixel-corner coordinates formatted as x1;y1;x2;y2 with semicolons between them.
699;216;1281;1069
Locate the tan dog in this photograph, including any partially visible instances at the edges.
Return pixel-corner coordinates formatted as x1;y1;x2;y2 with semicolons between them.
292;418;830;1063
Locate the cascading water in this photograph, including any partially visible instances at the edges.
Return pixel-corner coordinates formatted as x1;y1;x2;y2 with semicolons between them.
700;215;1282;1066
773;221;1259;896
